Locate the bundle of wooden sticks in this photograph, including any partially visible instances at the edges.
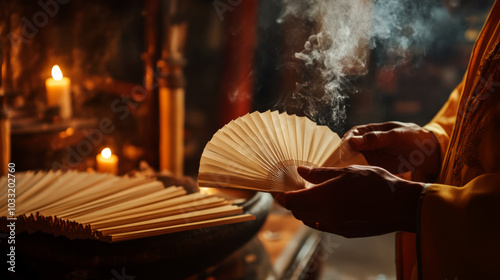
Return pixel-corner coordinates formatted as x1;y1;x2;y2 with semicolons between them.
0;170;254;242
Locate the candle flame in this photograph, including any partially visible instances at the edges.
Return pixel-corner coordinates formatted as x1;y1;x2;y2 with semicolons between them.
199;187;217;195
101;148;112;159
51;65;63;80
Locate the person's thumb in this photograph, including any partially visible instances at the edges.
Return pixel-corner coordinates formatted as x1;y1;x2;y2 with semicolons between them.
297;166;343;184
270;191;286;207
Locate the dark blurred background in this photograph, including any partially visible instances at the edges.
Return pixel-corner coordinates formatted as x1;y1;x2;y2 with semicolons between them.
0;0;496;278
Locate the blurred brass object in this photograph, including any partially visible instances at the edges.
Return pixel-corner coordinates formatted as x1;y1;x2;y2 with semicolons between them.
0;96;10;176
158;0;188;177
0;117;9;176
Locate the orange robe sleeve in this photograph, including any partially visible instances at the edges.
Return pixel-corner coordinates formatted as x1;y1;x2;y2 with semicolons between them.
423;81;463;163
423;0;500;168
418;173;500;278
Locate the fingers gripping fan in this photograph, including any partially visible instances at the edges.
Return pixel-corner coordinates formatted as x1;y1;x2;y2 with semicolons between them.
198;110;367;192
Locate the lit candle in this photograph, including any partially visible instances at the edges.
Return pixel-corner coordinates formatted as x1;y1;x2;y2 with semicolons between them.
96;148;118;175
46;65;72;119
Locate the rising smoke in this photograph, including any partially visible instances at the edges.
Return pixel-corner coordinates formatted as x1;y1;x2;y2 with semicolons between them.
278;0;451;131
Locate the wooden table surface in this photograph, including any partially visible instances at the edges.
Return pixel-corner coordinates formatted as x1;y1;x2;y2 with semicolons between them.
188;203;324;280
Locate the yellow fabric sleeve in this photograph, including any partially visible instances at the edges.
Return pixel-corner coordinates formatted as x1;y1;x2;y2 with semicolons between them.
423;81;463;163
423;0;500;169
418;172;500;278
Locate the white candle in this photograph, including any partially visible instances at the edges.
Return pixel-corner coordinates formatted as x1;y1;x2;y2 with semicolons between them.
46;65;72;119
96;148;119;175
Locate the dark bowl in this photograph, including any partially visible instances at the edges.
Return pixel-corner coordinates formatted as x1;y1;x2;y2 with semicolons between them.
3;190;273;280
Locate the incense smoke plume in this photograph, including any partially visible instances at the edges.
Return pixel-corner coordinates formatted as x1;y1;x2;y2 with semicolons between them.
279;0;450;131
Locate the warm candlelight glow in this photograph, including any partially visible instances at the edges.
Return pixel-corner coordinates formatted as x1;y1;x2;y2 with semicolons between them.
101;148;112;159
51;65;63;81
97;147;118;174
199;187;218;195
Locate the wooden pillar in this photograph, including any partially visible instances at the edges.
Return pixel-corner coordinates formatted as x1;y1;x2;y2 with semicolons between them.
1;4;13;94
0;96;10;176
0;6;11;176
142;0;161;168
219;0;258;126
158;0;188;177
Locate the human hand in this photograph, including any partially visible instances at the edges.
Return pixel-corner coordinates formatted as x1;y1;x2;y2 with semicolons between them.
281;165;424;238
344;122;441;178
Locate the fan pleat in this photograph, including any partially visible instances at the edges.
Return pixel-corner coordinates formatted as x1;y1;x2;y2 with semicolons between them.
233;117;277;169
269;111;291;161
259;111;287;163
316;128;341;165
201;151;265;177
205;140;263;173
219;124;272;169
284;113;298;161
302;118;315;162
308;125;325;164
276;111;293;160
242;112;282;165
206;140;264;172
296;116;306;161
198;171;268;190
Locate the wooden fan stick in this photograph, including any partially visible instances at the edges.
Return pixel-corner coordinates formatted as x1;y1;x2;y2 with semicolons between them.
35;177;154;216
27;175;126;214
97;205;243;235
54;184;178;218
110;214;256;242
19;172;109;209
0;171;257;242
57;189;184;220
76;192;214;224
74;192;216;225
9;171;61;209
28;179;165;216
89;199;230;229
64;189;186;219
20;172;111;214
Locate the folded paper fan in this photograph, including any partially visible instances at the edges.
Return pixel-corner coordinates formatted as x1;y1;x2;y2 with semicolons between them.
198;110;367;192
